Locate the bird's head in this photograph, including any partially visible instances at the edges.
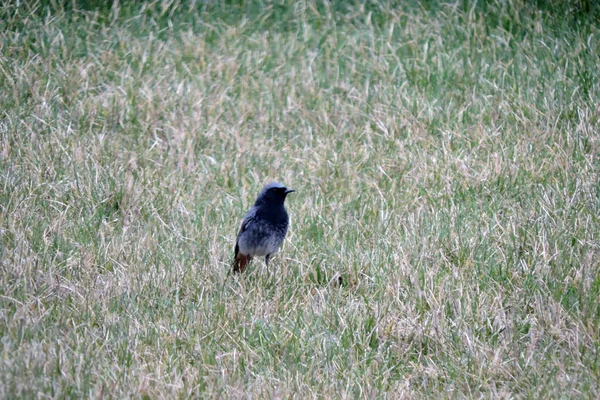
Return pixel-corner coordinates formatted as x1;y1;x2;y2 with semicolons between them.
255;182;295;206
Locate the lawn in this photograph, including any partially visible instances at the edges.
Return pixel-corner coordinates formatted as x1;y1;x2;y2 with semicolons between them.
1;0;599;397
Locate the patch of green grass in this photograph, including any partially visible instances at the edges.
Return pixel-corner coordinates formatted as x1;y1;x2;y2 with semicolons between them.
1;0;599;397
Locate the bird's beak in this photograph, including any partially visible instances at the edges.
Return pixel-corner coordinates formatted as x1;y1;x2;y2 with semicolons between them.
284;188;295;194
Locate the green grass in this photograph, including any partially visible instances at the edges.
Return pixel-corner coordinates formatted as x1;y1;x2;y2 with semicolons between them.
1;0;599;397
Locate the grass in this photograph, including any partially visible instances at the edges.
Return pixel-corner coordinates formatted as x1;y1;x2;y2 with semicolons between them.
1;0;599;397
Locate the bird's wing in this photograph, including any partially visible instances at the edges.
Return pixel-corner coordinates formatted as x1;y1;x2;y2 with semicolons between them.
234;207;257;256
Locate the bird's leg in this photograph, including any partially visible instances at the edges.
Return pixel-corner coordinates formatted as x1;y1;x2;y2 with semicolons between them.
265;253;271;272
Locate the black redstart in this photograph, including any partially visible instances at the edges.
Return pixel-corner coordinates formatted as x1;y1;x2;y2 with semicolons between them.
232;182;295;273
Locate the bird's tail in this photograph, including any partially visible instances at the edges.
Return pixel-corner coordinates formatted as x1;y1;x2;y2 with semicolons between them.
232;254;251;273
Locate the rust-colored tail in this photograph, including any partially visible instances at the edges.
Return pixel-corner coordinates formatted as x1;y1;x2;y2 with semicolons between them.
232;253;251;273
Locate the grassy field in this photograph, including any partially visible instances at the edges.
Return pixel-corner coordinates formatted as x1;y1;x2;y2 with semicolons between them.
1;0;599;397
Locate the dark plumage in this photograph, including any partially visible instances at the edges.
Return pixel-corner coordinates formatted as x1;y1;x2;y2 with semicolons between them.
232;182;295;273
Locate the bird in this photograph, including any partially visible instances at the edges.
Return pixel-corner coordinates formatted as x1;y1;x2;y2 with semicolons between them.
232;182;295;273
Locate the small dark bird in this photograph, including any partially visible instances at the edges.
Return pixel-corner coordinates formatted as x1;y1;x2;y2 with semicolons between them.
232;182;295;273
